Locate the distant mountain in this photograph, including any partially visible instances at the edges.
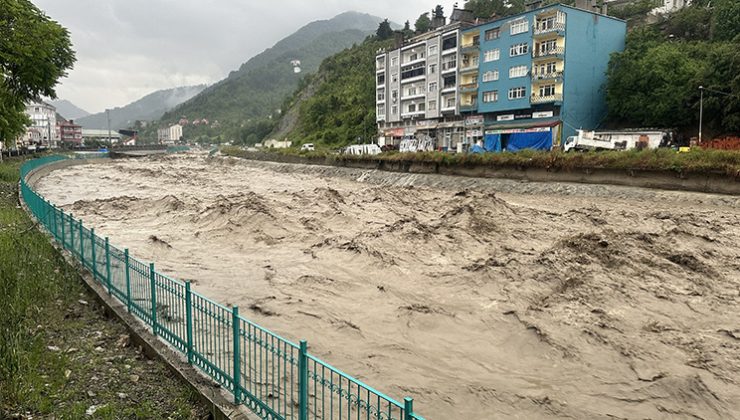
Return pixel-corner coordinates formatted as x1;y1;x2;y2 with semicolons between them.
50;99;90;120
158;12;387;136
77;85;207;129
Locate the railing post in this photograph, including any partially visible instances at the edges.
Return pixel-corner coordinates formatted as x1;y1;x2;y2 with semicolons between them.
299;340;308;420
80;221;85;266
124;249;131;313
91;228;97;281
105;237;111;295
185;282;193;365
232;306;241;405
149;262;157;336
60;209;65;248
404;397;414;420
69;214;74;252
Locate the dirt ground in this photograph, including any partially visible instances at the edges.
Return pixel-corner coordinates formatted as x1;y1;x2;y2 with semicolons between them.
36;153;740;419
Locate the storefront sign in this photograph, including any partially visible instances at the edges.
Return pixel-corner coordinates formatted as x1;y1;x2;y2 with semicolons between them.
465;115;484;126
386;128;404;137
497;114;514;122
466;129;483;137
514;113;531;120
486;127;552;135
532;111;554;119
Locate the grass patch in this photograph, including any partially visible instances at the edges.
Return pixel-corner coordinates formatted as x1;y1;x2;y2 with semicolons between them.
221;147;740;177
0;156;208;418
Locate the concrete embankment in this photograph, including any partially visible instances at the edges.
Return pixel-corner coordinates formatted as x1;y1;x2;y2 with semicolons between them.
232;151;740;195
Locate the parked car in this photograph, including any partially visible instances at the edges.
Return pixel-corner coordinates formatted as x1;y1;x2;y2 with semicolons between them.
300;143;315;151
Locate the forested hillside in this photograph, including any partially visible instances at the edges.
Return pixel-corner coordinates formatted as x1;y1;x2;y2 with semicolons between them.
152;12;384;143
606;0;740;136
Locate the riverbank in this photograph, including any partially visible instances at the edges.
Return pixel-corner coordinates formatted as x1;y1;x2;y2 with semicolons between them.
221;147;740;195
0;156;208;419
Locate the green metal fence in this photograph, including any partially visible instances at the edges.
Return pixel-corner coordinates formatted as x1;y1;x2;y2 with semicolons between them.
20;155;425;420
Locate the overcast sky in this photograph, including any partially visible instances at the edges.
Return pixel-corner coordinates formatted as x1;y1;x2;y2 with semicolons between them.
34;0;460;113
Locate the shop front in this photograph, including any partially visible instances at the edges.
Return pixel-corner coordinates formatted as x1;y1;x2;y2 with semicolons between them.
482;117;562;152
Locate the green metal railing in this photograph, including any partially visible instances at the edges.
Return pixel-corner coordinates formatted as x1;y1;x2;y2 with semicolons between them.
20;156;425;420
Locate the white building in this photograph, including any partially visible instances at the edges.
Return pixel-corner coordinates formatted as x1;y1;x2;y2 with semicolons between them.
158;124;183;144
24;101;59;147
82;129;121;145
651;0;691;14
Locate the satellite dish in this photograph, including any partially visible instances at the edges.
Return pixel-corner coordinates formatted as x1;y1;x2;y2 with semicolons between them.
291;60;302;74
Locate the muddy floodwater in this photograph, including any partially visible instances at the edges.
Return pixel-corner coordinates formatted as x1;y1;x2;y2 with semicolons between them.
37;153;740;419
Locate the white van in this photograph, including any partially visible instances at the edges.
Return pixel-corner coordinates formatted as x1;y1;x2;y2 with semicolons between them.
300;143;315;151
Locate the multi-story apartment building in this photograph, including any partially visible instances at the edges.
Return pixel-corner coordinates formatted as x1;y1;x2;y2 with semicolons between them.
376;4;626;152
376;10;475;150
157;124;183;145
57;118;83;146
24;101;59;147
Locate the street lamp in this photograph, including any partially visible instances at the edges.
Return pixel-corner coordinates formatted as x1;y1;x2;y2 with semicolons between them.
698;85;703;143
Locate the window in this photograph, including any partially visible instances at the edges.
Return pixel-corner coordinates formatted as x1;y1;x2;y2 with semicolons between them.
377;105;385;116
409;53;418;62
509;65;528;78
377;74;385;85
483;91;498;103
429;45;438;55
485;28;500;41
429;64;436;74
443;74;456;89
429;82;437;92
428;100;437;111
484;49;500;62
510;18;529;35
538;61;557;74
418;103;425;112
509;42;529;57
401;63;425;80
482;70;499;82
539;84;556;97
538;39;558;55
442;58;457;71
442;37;457;50
508;87;526;100
377;90;385;101
392;105;398;114
446;97;456;108
539;16;556;31
408;104;416;113
391;57;398;66
407;87;416;96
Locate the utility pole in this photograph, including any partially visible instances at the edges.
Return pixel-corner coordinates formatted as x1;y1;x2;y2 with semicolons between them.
107;109;111;146
698;86;703;144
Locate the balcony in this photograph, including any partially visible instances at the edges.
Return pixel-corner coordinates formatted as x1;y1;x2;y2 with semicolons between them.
532;71;563;81
531;93;563;104
441;62;457;73
459;60;479;72
460;101;478;112
533;47;564;59
534;22;565;36
460;83;478;92
461;41;480;52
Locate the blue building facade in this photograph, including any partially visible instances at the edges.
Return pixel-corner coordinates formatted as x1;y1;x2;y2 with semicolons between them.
459;4;626;151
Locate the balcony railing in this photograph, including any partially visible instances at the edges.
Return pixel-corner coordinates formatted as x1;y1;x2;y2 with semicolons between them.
461;41;480;50
531;93;563;104
532;71;563;80
459;60;479;71
534;22;566;35
533;47;565;58
460;83;478;91
460;101;477;111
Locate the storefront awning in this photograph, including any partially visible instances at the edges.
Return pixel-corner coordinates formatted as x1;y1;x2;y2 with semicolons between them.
484;119;561;134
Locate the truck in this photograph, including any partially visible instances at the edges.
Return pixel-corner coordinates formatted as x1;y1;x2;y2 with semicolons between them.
564;129;671;152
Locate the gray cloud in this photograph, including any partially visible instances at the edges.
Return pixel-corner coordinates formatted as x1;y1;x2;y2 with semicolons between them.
34;0;459;113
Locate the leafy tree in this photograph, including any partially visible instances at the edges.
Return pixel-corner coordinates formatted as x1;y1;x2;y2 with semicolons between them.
712;0;740;41
376;19;394;40
433;5;445;19
464;0;524;19
664;5;712;40
414;13;431;33
0;0;75;142
402;20;414;38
